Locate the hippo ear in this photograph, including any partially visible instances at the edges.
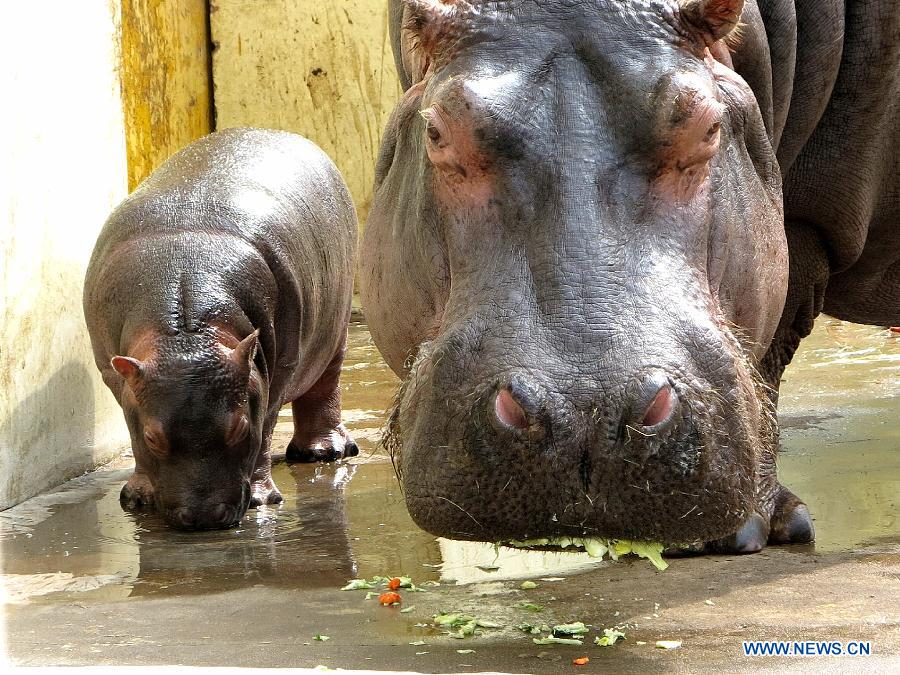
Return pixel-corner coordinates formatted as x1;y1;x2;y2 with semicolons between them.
401;0;473;82
111;356;145;385
680;0;744;42
229;330;259;373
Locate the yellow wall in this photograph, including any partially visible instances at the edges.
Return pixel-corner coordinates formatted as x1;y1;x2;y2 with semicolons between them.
210;0;402;222
120;0;212;189
0;2;132;509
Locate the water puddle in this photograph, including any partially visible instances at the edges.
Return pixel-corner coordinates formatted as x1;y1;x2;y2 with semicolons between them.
1;318;898;668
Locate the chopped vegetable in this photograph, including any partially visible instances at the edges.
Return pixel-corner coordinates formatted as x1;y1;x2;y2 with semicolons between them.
477;564;500;572
595;629;626;646
655;640;682;650
533;636;584;645
515;601;543;612
517;623;551;635
379;592;402;605
520;580;538;589
552;622;589;636
388;577;401;590
502;537;669;570
364;591;379;600
341;579;375;590
704;599;715;606
456;649;476;654
400;605;416;613
573;657;590;666
313;634;329;641
409;640;426;646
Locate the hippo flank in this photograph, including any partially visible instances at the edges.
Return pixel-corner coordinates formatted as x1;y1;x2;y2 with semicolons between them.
360;0;900;552
84;128;358;530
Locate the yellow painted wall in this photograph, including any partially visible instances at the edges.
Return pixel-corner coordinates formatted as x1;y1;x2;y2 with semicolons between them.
210;0;402;222
120;0;212;189
0;2;132;509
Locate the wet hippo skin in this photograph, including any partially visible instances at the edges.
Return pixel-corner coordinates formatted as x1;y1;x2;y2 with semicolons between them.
360;1;900;552
84;128;359;530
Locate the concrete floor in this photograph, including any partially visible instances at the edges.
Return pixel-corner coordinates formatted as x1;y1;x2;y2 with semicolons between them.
2;319;899;672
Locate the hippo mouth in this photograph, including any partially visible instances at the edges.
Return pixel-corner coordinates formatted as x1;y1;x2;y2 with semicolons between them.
384;329;770;546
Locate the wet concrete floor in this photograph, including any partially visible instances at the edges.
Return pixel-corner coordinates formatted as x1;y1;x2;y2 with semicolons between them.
2;318;899;671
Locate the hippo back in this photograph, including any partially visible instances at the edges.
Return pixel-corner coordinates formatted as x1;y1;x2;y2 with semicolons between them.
84;128;358;407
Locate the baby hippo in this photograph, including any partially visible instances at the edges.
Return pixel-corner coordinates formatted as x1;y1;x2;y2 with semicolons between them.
84;128;358;530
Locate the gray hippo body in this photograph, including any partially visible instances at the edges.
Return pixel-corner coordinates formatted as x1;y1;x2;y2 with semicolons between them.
361;0;899;551
84;128;358;530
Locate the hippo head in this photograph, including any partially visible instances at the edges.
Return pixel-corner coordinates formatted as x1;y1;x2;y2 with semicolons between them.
367;0;788;545
111;330;266;530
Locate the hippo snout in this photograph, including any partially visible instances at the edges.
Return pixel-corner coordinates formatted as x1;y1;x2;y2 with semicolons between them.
167;502;244;531
162;481;252;531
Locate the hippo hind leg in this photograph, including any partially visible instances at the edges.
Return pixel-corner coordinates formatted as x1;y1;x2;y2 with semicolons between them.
285;349;359;463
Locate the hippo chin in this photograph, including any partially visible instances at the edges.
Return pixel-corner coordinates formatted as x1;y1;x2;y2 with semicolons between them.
84;128;358;530
361;0;900;552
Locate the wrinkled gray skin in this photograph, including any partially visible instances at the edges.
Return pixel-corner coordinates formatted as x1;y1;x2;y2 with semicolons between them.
85;128;358;530
361;0;900;552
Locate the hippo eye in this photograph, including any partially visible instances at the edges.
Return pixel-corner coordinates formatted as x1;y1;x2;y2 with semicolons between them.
705;122;721;142
143;428;165;456
426;121;441;144
227;415;250;446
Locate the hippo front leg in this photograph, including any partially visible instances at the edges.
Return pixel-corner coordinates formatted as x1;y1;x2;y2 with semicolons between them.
285;348;359;463
249;415;284;507
120;469;155;510
709;223;827;554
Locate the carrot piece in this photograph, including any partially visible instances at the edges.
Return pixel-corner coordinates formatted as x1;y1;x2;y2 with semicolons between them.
573;657;589;666
379;592;402;605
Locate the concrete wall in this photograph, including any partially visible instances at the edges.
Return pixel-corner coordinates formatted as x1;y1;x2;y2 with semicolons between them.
0;1;211;510
210;0;402;222
0;2;131;509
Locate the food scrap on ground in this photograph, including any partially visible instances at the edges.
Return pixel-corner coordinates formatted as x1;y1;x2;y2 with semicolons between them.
503;537;669;570
573;657;590;666
595;628;626;646
433;613;503;639
515;601;543;612
378;592;402;605
520;580;538;589
313;634;329;642
656;640;683;650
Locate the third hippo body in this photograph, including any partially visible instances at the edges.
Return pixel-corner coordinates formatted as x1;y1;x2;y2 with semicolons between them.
84;128;358;530
361;1;899;552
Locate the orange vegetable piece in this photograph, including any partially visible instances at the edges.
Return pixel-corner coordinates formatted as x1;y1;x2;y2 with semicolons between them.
379;591;402;605
573;657;590;666
388;577;401;590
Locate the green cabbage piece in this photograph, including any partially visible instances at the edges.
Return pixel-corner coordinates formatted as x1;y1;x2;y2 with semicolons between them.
503;537;668;571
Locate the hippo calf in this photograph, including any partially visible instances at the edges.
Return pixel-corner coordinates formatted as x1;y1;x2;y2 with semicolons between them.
361;0;899;552
84;128;358;530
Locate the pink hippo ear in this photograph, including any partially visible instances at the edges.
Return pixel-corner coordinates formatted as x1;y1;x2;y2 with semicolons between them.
228;329;259;373
680;0;744;43
401;0;474;83
110;356;145;385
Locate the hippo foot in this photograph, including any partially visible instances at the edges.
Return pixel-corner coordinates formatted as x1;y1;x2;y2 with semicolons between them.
120;474;155;510
249;477;283;508
285;424;359;463
709;485;815;554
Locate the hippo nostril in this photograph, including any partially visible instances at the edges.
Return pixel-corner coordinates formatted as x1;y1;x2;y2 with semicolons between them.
494;388;529;429
171;507;196;530
641;383;676;427
211;502;232;525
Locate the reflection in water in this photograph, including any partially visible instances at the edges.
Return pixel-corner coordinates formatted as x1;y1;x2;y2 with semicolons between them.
1;318;898;607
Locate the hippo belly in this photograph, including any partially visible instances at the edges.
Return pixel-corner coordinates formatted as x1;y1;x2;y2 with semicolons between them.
83;128;359;530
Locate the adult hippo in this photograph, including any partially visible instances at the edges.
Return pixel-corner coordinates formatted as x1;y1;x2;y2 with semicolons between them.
360;0;899;552
84;128;358;530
